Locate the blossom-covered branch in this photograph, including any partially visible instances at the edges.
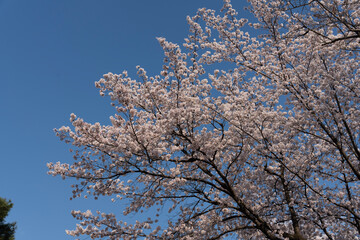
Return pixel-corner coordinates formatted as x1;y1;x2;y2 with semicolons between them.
49;0;360;239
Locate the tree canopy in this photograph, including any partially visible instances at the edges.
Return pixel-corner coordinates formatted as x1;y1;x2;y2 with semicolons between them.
0;198;16;240
49;0;360;239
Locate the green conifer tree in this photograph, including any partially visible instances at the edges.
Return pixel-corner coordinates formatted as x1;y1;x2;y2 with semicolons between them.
0;198;16;240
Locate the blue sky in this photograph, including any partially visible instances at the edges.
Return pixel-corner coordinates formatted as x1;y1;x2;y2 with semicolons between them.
0;1;248;239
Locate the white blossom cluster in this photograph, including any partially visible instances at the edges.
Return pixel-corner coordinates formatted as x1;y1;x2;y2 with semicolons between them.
48;0;360;239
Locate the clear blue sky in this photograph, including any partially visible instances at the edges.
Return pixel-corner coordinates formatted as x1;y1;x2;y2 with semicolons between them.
0;1;248;239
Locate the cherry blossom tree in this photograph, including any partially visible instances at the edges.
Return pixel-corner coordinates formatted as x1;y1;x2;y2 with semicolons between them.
48;0;360;239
